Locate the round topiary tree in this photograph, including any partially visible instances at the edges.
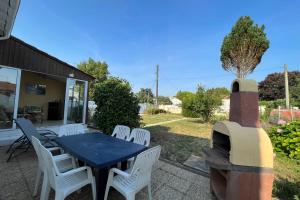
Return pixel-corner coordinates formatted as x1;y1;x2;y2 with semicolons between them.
93;77;140;134
221;16;270;79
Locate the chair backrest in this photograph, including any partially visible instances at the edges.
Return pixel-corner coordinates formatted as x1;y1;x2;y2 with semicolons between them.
58;124;85;137
15;118;39;142
128;128;150;147
31;136;44;170
130;146;161;188
39;140;60;188
111;125;130;140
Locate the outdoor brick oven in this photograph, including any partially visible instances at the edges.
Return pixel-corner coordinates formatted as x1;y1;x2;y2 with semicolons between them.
203;79;274;200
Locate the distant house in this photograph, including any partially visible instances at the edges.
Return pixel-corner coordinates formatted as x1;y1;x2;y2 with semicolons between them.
0;36;94;145
218;97;230;114
158;97;182;114
169;97;182;106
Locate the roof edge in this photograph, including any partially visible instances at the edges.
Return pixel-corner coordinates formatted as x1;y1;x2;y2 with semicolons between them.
10;35;95;80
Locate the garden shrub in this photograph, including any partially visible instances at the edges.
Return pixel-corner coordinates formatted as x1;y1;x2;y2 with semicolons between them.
93;77;140;134
181;86;223;121
268;120;300;159
144;108;167;115
181;94;200;118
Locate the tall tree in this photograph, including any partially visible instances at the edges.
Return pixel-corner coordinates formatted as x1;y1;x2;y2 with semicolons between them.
136;88;154;103
77;58;109;98
258;71;300;100
221;16;270;79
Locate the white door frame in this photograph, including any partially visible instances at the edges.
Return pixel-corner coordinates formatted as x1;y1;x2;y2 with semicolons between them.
0;65;21;131
13;69;21;129
63;78;88;125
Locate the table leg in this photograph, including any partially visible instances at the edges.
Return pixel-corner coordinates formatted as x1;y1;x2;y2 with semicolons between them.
93;167;109;200
121;161;128;170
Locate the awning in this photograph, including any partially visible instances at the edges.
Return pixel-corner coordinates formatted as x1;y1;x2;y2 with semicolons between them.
0;0;20;40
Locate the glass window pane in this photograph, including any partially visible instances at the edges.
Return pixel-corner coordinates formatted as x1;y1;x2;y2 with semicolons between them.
0;67;18;129
67;80;85;124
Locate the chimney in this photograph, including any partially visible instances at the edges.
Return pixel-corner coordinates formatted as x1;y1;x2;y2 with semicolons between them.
229;79;260;128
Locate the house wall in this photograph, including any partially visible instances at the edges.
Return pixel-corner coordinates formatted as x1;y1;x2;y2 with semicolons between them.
19;71;66;120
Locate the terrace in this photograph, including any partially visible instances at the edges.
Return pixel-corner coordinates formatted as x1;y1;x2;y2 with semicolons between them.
0;146;211;200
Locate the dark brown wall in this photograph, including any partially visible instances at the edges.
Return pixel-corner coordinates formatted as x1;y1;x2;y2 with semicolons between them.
0;36;94;81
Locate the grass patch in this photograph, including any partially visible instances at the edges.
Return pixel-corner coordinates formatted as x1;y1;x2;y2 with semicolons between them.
146;118;212;163
273;154;300;199
141;113;184;125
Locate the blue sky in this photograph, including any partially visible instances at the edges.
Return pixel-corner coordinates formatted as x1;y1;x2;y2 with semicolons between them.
12;0;300;96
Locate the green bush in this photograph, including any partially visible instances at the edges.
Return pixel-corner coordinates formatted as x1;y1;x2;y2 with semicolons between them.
268;121;300;160
93;77;140;134
144;108;167;115
181;93;200;118
181;86;223;121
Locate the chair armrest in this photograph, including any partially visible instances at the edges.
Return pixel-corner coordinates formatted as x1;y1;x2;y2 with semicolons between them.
53;153;73;162
47;147;62;152
47;147;63;154
110;168;131;178
60;166;90;177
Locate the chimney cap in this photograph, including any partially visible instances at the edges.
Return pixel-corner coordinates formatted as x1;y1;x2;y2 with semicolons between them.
231;79;258;93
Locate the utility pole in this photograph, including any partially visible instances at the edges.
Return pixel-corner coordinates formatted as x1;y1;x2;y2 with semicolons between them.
284;64;290;109
155;65;159;106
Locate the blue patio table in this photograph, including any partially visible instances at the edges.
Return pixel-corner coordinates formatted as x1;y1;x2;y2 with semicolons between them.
55;132;147;200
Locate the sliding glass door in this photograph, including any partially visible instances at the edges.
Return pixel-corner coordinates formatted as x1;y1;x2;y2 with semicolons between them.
64;78;88;124
0;66;21;130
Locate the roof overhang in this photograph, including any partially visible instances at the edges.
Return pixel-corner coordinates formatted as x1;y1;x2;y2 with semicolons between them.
0;0;20;40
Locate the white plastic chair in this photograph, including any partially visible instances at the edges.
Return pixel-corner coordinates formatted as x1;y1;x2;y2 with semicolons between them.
58;124;86;137
104;146;161;200
111;125;130;140
127;128;151;167
128;128;150;147
39;140;96;200
31;136;76;196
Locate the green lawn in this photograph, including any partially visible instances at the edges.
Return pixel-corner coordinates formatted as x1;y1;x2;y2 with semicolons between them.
142;113;300;199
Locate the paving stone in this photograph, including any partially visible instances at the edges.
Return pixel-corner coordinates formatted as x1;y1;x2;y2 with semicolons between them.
136;190;149;200
192;174;210;186
152;169;172;192
3;190;33;200
166;174;191;193
184;182;211;200
154;185;184;200
183;155;209;174
160;162;181;175
0;181;30;199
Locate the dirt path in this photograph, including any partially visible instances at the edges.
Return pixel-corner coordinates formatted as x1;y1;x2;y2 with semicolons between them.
144;118;187;127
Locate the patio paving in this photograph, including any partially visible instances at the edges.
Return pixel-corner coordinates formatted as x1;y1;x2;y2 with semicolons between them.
0;146;212;200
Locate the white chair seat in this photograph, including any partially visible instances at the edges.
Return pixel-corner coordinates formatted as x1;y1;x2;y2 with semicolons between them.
57;169;91;193
113;172;148;194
